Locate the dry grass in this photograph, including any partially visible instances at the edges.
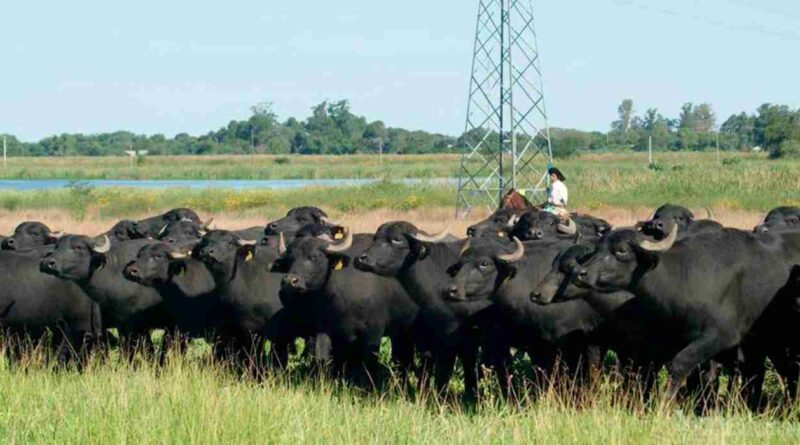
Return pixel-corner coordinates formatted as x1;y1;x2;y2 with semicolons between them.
0;206;765;237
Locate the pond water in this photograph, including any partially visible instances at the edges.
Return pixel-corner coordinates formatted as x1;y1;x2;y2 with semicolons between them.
0;178;457;191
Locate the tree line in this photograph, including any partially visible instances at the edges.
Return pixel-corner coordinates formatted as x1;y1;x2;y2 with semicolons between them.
1;99;798;158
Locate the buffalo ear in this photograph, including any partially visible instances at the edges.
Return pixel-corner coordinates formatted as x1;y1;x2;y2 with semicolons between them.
328;253;351;271
632;245;660;271
236;245;257;263
446;263;461;277
496;262;518;284
168;260;188;277
270;256;290;273
408;238;430;260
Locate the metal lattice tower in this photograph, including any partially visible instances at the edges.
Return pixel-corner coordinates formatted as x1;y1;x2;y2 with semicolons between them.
456;0;553;215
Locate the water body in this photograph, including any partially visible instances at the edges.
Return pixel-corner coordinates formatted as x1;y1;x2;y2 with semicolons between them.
0;178;458;191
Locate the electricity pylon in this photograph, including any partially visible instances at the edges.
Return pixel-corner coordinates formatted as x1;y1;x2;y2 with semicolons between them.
456;0;553;215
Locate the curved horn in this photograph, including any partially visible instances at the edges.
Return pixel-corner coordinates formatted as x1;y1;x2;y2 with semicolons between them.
202;218;215;230
157;224;169;237
325;229;353;253
180;218;195;222
411;226;450;243
704;206;715;220
459;239;471;256
320;216;341;227
638;225;678;252
316;233;335;243
91;235;111;254
496;237;524;262
236;238;258;247
169;251;189;259
557;218;577;235
49;231;64;239
506;214;519;228
278;232;287;255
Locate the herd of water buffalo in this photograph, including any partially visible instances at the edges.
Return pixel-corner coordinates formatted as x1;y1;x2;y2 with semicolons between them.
1;202;799;411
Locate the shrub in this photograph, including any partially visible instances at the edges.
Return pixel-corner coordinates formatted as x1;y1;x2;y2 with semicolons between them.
769;140;800;159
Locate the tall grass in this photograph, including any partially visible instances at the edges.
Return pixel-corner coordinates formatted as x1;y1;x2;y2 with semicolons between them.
1;345;799;444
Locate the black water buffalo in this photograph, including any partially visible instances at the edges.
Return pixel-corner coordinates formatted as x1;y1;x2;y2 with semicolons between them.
278;230;419;386
134;208;201;238
105;220;141;245
40;236;170;355
123;243;218;342
510;211;580;241
265;207;331;238
639;204;721;240
0;249;100;363
194;230;299;371
445;237;631;390
468;209;610;241
754;206;800;233
1;221;62;250
466;208;526;238
567;226;800;399
355;221;493;401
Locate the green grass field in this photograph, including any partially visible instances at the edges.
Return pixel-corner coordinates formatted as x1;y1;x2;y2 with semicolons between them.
2;349;800;444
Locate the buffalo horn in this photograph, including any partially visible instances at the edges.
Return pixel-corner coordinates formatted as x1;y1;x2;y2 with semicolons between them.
202;218;215;230
411;226;450;243
50;231;64;239
91;235;111;254
459;239;471;256
320;216;341;227
157;224;169;237
496;237;524;262
506;214;519;228
324;229;353;253
236;238;258;247
704;206;715;220
278;232;287;255
557;218;577;235
169;251;189;259
639;225;678;252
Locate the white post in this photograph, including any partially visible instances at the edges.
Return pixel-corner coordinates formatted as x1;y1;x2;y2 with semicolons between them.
648;135;652;165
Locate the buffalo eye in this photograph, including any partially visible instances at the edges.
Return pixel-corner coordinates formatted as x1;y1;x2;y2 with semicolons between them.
789;218;799;224
479;260;492;270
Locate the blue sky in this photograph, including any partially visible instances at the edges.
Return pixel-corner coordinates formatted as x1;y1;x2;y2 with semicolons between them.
1;0;798;141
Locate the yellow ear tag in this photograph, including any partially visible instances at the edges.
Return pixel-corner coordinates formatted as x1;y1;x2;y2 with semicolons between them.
244;251;254;262
334;260;344;271
334;232;344;240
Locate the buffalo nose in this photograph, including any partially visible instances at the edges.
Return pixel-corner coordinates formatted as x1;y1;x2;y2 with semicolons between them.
45;259;57;269
655;221;664;230
358;253;369;263
466;226;476;237
282;274;300;288
6;238;14;246
444;284;460;300
531;291;542;302
127;267;139;277
575;267;589;282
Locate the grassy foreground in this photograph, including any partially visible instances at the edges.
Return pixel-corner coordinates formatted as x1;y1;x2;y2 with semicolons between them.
1;354;799;444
